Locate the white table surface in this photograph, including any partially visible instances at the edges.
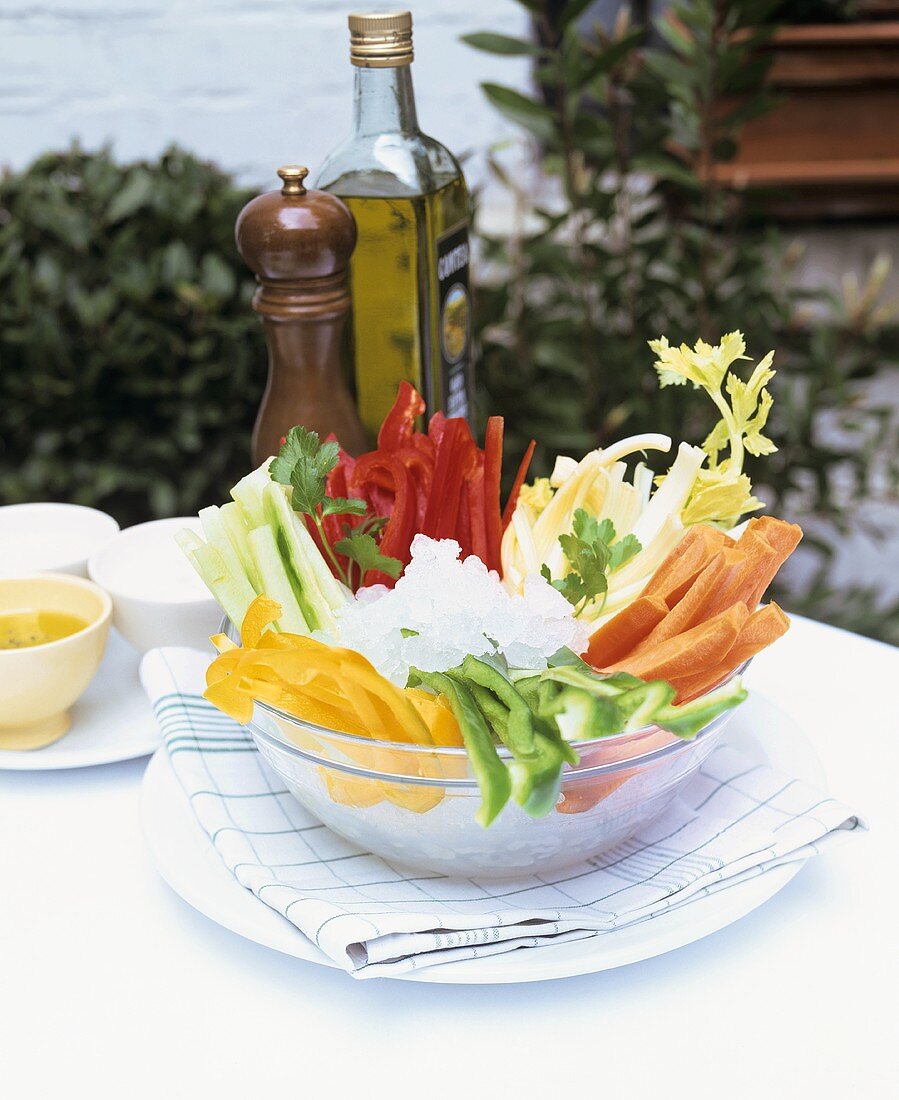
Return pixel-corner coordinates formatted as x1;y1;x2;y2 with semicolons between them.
1;615;895;1099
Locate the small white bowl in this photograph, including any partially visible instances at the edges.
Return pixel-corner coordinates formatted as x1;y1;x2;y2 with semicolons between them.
0;503;120;578
0;573;112;750
88;518;220;653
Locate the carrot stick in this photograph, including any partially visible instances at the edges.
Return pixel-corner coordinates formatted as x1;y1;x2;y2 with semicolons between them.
742;518;803;608
631;552;731;654
556;774;631;815
641;525;733;607
586;595;669;668
698;542;777;621
727;602;790;665
612;603;750;683
667;603;791;702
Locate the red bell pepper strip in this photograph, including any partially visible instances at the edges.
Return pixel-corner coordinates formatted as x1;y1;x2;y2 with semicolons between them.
422;418;474;539
377;381;425;452
502;439;536;529
350;452;416;587
467;463;489;566
483;417;504;574
309;445;363;582
457;479;474;559
427;411;447;448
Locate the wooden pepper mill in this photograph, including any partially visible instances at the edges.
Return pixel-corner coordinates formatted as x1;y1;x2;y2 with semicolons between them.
235;165;369;463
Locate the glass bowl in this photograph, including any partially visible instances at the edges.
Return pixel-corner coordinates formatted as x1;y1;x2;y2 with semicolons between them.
246;675;743;878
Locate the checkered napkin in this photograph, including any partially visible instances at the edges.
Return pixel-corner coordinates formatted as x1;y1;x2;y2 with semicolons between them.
141;647;865;979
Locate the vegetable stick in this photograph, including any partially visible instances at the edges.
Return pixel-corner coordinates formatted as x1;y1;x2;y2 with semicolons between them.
630;552;732;654
741;517;803;608
556;774;631;815
693;543;775;621
726;601;790;665
483;417;505;574
612;603;750;683
502;438;536;529
641;525;733;607
669;604;790;703
585;595;670;667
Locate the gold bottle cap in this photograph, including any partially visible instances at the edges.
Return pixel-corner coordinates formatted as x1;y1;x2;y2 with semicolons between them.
348;10;413;68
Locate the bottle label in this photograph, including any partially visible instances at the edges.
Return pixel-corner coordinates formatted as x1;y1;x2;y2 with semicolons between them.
436;222;472;420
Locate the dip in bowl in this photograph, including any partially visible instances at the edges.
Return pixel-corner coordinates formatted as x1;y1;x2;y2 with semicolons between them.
0;574;112;749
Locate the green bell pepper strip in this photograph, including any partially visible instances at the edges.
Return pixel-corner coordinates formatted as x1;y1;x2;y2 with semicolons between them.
549;687;624;742
468;682;510;742
539;664;646;697
508;731;566;818
466;681;572;815
653;678;748;739
614;680;676;732
457;655;536;755
409;669;511;827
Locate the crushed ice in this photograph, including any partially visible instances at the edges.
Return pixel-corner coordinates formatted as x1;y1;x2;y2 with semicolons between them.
333;534;591;686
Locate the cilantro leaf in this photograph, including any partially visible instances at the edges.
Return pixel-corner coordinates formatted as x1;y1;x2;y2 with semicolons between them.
270;426;398;589
608;533;642;571
541;563;591;606
321;497;368;518
335;531;402;581
270;427;367;519
544;510;642;615
269;427;335;515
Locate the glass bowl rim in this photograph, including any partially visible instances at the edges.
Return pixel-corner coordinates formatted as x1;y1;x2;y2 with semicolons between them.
249;700;740;787
220;609;751;783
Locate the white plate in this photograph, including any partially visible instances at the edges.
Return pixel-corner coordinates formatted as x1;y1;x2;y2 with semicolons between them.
140;692;824;984
0;629;159;769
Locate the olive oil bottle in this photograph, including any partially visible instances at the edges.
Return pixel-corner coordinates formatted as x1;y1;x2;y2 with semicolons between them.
315;10;473;438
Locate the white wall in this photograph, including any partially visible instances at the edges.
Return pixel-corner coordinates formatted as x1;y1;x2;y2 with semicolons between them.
0;0;530;188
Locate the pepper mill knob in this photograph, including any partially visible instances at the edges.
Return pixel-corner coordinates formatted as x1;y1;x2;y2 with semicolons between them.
277;165;308;196
235;166;368;460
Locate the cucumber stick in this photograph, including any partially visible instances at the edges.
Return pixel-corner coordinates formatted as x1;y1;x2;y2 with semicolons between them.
219;501;263;592
246;526;309;635
230;460;272;529
262;483;344;631
199;505;257;597
175;529;257;631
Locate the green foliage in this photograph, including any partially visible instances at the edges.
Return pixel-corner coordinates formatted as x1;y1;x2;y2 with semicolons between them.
467;0;899;639
0;145;265;524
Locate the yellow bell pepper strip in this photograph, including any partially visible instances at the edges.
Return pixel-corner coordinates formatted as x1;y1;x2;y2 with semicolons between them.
323;770;384;809
410;669;511;827
405;689;463;748
241;595;282;648
203;599;448;814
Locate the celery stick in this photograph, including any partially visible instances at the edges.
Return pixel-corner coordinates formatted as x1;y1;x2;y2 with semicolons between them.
246;526;309;635
219;501;262;592
176;529;256;631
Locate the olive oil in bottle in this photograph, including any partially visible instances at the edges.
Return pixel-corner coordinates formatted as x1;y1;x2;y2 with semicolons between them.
315;10;473;438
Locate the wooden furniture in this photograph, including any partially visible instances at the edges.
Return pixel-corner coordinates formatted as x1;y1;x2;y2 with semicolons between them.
718;21;899;219
235;166;369;464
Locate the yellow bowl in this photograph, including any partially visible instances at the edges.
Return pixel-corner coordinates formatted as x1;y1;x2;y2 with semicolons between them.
0;574;112;750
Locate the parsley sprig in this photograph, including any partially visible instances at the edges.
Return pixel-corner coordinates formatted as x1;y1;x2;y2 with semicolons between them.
541;509;641;616
269;427;401;588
